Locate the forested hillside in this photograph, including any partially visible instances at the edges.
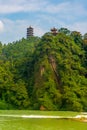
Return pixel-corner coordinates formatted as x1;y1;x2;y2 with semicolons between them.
0;28;87;111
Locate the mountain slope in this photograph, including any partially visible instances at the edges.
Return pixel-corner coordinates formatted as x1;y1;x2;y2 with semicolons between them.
0;32;87;111
29;33;87;111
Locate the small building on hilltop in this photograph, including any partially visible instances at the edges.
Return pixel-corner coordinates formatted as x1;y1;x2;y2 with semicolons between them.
27;26;34;38
51;27;58;36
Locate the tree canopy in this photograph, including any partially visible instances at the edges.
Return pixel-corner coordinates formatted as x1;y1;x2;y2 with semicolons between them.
0;28;87;111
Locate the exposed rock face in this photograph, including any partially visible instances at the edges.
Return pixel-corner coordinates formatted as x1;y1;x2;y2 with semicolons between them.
40;105;46;111
40;66;45;76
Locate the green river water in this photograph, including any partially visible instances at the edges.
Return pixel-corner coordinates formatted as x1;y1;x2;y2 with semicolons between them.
0;117;87;130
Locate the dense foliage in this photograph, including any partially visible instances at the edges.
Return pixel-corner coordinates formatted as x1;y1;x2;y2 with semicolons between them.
0;28;87;111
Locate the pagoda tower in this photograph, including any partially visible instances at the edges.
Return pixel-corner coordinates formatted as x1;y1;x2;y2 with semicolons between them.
27;26;34;38
51;27;58;35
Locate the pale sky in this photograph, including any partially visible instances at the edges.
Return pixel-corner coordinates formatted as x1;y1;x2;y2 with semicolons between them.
0;0;87;43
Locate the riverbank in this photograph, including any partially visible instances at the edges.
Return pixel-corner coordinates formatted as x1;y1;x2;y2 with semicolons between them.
0;113;87;122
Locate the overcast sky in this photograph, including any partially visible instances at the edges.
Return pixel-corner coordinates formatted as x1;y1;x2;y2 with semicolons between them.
0;0;87;44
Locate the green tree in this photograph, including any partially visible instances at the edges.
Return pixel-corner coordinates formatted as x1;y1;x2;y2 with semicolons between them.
70;31;83;46
59;27;71;35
